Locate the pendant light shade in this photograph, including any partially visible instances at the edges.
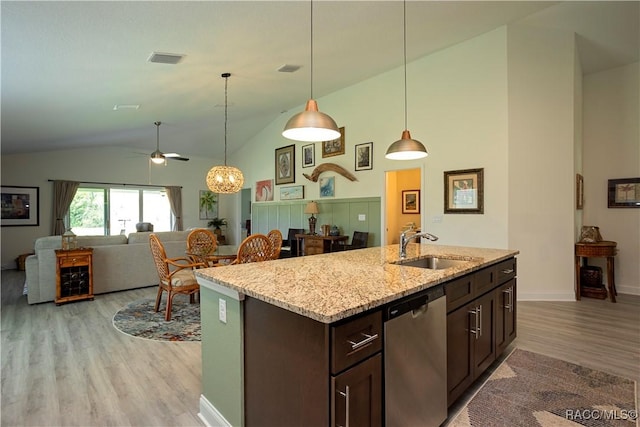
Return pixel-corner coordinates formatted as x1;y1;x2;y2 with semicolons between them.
206;73;244;194
385;0;428;161
282;0;339;142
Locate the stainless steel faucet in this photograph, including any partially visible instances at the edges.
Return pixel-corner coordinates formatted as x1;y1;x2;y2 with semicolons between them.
399;231;439;258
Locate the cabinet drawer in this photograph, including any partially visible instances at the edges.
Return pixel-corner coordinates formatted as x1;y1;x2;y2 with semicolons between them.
445;274;474;313
474;265;496;296
495;258;517;284
305;239;323;249
331;310;382;374
58;255;90;267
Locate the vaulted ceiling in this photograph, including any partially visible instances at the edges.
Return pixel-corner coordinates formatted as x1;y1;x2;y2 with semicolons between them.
1;1;638;160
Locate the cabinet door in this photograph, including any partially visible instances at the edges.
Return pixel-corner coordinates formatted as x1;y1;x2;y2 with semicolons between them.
332;353;382;427
495;279;517;356
472;291;496;377
446;303;474;406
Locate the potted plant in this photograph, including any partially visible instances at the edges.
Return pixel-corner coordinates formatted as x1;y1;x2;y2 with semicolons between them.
207;217;227;237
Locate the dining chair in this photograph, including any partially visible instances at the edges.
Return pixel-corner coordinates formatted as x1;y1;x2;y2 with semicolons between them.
149;233;201;321
232;234;272;264
338;231;369;251
267;229;283;260
280;228;305;258
186;228;219;267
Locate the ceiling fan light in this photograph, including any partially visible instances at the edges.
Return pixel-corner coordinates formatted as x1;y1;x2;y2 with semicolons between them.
206;165;245;194
150;150;165;164
385;130;428;160
282;99;340;142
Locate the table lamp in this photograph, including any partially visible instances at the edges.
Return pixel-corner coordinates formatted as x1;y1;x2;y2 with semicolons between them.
304;201;319;235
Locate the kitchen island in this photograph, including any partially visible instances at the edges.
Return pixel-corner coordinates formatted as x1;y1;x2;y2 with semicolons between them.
195;243;518;426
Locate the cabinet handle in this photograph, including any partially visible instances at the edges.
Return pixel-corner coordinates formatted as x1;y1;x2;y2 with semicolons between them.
338;385;350;427
477;305;482;338
503;288;512;312
468;308;479;339
347;333;378;351
501;268;514;274
509;286;514;313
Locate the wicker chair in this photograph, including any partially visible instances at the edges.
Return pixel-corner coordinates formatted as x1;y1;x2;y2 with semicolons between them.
267;229;283;260
232;234;272;264
186;228;219;267
148;233;201;321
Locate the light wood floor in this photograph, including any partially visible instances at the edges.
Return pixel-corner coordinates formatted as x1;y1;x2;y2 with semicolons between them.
2;270;639;426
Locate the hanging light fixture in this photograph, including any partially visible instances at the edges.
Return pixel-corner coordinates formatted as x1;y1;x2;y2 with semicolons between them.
206;73;245;194
385;0;428;161
151;121;166;164
282;0;340;142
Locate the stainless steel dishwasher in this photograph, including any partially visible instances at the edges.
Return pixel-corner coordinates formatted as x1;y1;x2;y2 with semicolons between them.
384;285;447;426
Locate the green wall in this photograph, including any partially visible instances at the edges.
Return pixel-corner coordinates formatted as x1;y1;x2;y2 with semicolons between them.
251;197;381;247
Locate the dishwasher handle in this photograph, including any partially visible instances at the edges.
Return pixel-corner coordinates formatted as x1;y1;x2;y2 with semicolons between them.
386;286;444;321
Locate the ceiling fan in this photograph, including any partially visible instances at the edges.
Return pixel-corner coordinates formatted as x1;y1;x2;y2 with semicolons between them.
150;121;189;164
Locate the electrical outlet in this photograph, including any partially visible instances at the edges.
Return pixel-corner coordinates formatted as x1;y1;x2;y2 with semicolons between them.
219;298;227;324
358;214;366;221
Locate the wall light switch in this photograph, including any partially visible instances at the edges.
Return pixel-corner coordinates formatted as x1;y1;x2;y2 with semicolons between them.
432;215;443;223
219;298;227;324
358;214;366;221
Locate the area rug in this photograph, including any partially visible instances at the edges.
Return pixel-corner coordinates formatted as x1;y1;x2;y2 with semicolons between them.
112;297;200;342
448;349;637;427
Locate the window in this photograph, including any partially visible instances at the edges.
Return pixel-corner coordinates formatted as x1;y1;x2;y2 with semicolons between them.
69;185;172;235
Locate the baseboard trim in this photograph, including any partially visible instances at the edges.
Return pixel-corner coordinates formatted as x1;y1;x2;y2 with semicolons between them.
518;293;575;301
616;285;640;296
198;395;233;427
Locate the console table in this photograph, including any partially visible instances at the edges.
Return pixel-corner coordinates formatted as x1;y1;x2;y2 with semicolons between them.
574;241;617;303
295;234;348;256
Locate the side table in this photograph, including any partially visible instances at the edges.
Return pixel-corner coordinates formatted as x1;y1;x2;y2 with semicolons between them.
574;241;617;303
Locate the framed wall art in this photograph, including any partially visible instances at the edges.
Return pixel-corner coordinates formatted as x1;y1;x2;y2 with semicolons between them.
199;190;218;220
576;174;584;210
444;168;484;214
1;185;39;226
280;185;305;201
355;142;373;171
608;177;640;208
302;144;315;168
402;190;420;214
319;176;335;198
275;144;295;185
255;179;274;202
322;127;345;158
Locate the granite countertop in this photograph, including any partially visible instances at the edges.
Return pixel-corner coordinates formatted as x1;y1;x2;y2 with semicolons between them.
195;243;519;324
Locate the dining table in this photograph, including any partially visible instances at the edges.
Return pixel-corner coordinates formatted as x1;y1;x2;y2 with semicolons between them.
187;244;239;267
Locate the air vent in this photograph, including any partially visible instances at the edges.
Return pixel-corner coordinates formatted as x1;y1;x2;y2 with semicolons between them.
277;64;301;73
113;104;140;111
148;52;185;64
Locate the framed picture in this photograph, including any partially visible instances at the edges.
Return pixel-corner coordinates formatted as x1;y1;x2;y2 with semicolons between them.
608;177;640;208
322;126;345;158
444;168;484;214
280;185;305;201
576;174;584;210
319;176;335;198
199;190;218;219
355;142;373;171
1;186;39;226
275;144;295;185
402;190;420;214
302;144;315;168
255;179;274;202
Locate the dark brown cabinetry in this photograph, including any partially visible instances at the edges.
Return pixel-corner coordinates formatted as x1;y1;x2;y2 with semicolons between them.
244;297;382;426
446;257;517;407
55;248;94;305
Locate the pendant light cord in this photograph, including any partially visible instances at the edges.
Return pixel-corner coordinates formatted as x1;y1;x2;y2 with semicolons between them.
310;0;314;100
403;0;408;131
223;73;229;166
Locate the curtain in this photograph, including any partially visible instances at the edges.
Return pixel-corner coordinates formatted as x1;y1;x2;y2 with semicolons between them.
52;180;80;235
165;186;183;231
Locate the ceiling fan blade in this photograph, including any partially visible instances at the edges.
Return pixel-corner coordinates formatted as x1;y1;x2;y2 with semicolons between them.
164;153;189;161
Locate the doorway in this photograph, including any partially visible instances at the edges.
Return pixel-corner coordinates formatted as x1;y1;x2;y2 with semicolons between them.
384;168;422;245
240;188;251;240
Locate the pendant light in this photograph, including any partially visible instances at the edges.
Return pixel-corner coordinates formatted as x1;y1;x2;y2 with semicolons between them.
151;121;166;164
206;73;245;194
282;0;340;142
385;0;428;161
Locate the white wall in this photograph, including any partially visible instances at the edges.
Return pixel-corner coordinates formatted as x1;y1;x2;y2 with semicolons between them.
507;24;578;300
583;62;640;295
0;146;223;268
231;27;510;251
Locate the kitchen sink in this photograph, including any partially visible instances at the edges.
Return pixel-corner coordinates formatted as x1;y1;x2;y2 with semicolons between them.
395;257;469;270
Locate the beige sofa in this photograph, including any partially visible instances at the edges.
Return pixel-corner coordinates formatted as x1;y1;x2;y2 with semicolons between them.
25;231;190;304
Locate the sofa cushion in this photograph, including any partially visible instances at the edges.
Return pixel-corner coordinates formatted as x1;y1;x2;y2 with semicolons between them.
128;231;189;245
78;235;128;247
